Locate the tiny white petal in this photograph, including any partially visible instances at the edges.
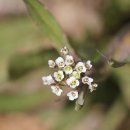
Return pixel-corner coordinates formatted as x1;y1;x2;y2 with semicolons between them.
48;60;55;68
42;76;48;85
65;55;74;65
42;75;54;85
82;76;93;85
55;57;65;68
86;60;92;70
75;62;86;73
76;80;80;86
89;83;98;92
66;77;79;88
67;91;78;101
54;70;64;82
60;46;69;55
72;71;80;79
51;86;63;96
64;66;73;74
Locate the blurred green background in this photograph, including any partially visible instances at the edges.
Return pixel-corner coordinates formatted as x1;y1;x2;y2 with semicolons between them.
0;0;130;130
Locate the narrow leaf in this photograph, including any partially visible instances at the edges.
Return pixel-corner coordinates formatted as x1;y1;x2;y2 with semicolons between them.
75;85;88;111
23;0;75;56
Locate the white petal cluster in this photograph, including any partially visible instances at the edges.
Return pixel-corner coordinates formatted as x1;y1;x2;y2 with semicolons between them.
82;76;93;85
51;85;63;96
54;70;64;82
42;46;98;102
89;83;98;92
86;60;92;70
42;75;54;85
65;55;74;65
72;71;80;79
67;91;78;101
75;62;86;73
66;77;79;88
55;57;65;68
64;66;73;74
48;60;55;68
60;46;69;55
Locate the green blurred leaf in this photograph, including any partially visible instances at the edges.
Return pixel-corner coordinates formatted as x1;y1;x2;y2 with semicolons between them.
0;91;51;112
23;0;74;54
114;65;130;108
99;99;127;130
9;49;58;79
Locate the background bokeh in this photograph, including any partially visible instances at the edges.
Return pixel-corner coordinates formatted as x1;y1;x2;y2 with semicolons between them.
0;0;130;130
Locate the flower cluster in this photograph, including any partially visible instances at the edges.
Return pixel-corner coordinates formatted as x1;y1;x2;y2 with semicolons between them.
42;46;98;101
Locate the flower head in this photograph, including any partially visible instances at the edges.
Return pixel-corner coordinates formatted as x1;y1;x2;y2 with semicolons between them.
66;77;79;88
48;60;55;68
65;55;74;65
54;70;64;82
82;76;93;85
55;57;65;68
75;62;86;73
42;46;98;105
67;91;78;101
64;65;73;74
85;60;92;70
42;75;54;85
51;85;63;96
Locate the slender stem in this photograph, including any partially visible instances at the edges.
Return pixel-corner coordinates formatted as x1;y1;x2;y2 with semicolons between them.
75;84;88;111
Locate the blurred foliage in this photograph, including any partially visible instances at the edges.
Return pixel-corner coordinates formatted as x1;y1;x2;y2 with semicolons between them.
90;73;120;106
0;17;45;82
0;90;51;112
9;49;58;79
103;0;130;35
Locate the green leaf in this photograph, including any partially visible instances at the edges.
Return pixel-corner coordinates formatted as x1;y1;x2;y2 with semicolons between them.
23;0;74;54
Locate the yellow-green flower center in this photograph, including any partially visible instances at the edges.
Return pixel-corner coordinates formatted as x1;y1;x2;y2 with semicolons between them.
84;78;88;82
73;72;80;79
78;66;83;71
65;66;72;71
57;74;62;80
70;80;76;86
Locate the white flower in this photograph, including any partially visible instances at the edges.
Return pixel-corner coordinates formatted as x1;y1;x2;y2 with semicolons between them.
42;75;54;85
60;46;69;55
64;66;73;74
72;71;80;79
75;62;86;73
54;70;64;82
51;85;63;96
42;76;48;85
82;76;93;85
48;60;55;68
85;60;92;70
67;91;78;101
65;55;74;65
89;83;98;92
66;77;79;88
55;57;65;68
